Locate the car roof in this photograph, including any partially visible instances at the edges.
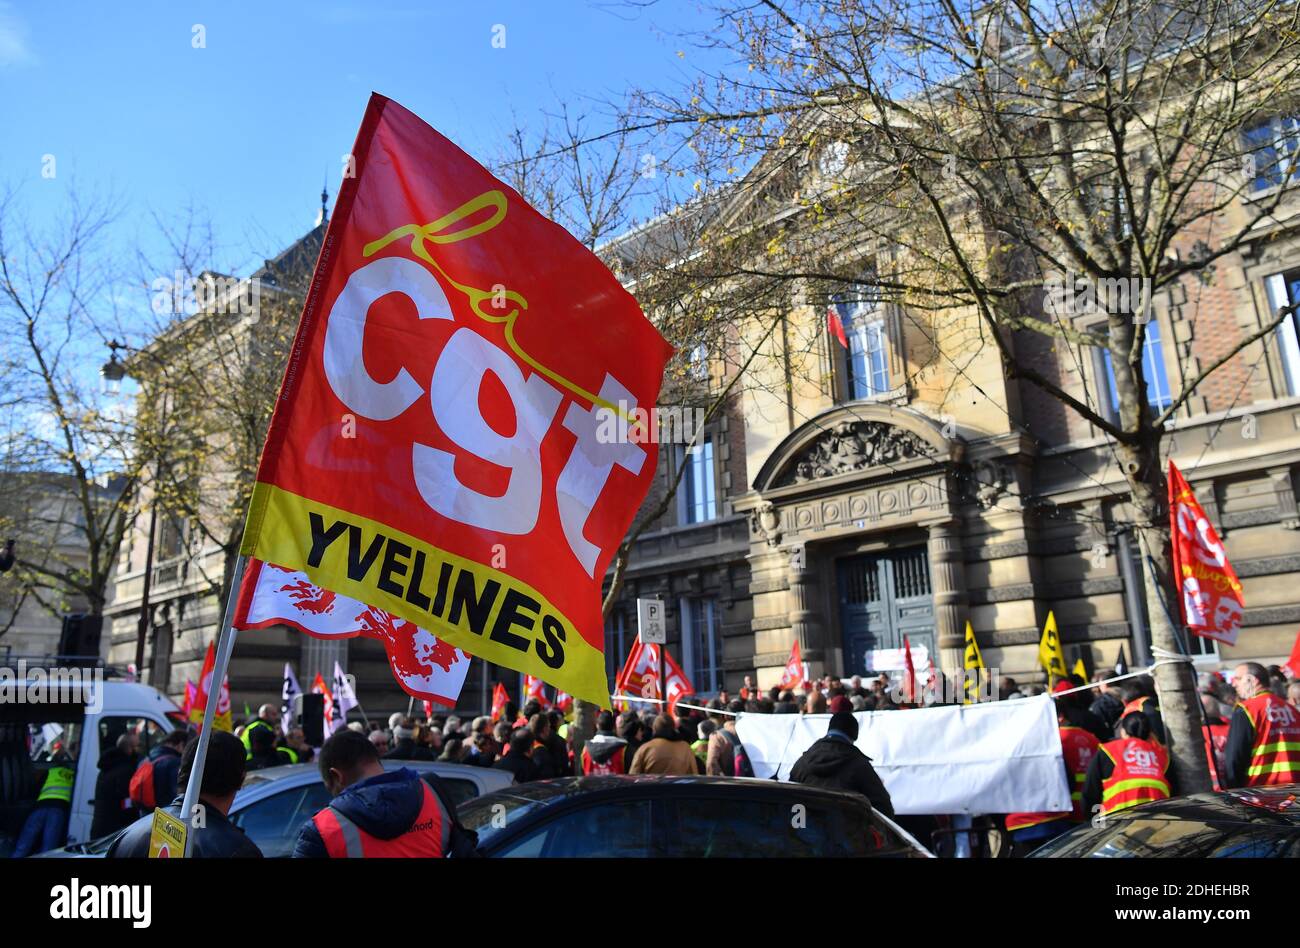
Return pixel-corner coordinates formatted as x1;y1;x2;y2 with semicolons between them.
1076;784;1300;826
459;774;881;808
240;757;494;788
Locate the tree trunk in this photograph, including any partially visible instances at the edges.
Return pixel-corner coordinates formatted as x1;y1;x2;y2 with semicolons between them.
1117;437;1212;795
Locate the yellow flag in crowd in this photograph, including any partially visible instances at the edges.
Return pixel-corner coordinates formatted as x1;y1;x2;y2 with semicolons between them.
1038;611;1068;680
1072;657;1087;681
962;621;984;704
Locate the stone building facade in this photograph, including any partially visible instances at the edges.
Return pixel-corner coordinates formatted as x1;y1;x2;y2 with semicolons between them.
600;152;1300;700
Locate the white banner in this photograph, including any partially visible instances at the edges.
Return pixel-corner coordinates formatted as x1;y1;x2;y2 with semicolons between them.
735;694;1070;815
242;560;471;707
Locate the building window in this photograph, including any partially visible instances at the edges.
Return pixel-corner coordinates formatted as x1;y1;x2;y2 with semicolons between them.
687;343;709;381
1242;115;1300;192
833;289;890;399
1265;269;1300;396
680;596;722;694
604;611;626;684
1099;320;1172;422
676;437;717;524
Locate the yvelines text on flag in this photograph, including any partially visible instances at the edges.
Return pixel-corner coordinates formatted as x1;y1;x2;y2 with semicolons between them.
235;94;672;707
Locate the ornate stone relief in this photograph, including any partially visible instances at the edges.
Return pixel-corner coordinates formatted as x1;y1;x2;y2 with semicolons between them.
775;420;935;487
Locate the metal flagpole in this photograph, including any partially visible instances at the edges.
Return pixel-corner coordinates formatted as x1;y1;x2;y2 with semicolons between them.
179;554;247;857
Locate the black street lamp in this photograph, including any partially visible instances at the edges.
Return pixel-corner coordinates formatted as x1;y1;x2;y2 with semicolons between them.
100;340;129;395
100;339;160;678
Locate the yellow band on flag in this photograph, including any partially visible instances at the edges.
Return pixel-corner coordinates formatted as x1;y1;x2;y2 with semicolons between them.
245;482;611;707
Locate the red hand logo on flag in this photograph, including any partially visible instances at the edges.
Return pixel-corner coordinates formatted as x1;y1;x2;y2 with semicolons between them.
238;559;471;708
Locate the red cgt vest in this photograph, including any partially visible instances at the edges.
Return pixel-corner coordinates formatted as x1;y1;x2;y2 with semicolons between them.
1240;693;1300;787
313;781;448;858
1006;725;1100;832
1100;737;1171;814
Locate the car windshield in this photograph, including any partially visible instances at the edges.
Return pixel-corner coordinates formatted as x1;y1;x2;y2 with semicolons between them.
458;785;561;847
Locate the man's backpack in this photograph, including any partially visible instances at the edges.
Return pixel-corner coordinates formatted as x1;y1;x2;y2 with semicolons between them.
128;758;156;809
719;728;755;778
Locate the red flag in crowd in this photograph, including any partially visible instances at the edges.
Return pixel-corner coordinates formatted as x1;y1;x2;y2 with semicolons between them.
903;635;917;705
827;306;849;349
554;690;573;715
192;641;232;732
491;682;510;721
524;674;550;708
778;640;805;692
613;635;695;715
311;673;338;737
180;679;196;721
1283;630;1300;679
231;94;672;708
1168;461;1245;645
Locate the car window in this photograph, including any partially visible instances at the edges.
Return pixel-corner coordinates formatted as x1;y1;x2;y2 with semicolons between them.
662;794;905;858
1036;817;1231;858
1206;828;1300;858
496;800;653;858
459;788;556;847
99;716;165;758
231;784;331;858
425;775;476;809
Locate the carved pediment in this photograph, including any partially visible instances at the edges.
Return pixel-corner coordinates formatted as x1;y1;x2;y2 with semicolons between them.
753;403;960;493
774;420;936;487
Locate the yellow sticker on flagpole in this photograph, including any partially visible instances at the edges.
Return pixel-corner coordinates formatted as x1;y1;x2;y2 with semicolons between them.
148;808;187;858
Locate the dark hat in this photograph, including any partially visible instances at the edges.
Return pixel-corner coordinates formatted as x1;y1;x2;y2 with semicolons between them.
828;711;859;741
828;695;853;714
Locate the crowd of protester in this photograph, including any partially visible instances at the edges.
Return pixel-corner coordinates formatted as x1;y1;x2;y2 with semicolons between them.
14;659;1297;859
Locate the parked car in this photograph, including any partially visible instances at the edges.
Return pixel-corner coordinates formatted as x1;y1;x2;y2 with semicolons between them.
1;673;181;856
1031;784;1300;858
34;758;512;858
458;775;933;857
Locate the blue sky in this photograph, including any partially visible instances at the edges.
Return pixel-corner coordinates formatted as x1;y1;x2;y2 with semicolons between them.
1;0;712;287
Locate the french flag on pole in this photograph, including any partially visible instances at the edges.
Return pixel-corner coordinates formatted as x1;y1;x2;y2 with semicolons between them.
827;305;849;348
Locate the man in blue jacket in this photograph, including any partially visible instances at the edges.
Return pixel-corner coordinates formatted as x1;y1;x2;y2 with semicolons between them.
292;729;476;858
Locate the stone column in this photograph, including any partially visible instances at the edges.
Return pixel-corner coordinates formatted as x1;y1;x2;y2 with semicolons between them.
787;542;820;663
925;517;968;678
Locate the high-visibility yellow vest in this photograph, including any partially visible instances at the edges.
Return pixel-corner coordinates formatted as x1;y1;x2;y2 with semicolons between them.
240;718;275;750
37;766;75;804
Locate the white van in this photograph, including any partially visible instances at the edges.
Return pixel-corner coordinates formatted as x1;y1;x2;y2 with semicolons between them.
0;668;181;854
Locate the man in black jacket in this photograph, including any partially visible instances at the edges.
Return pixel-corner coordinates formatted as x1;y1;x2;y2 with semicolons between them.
91;732;140;838
108;732;262;858
789;711;894;817
493;728;538;783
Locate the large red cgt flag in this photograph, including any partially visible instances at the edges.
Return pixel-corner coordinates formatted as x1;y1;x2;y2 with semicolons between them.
234;95;672;707
1169;461;1245;645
